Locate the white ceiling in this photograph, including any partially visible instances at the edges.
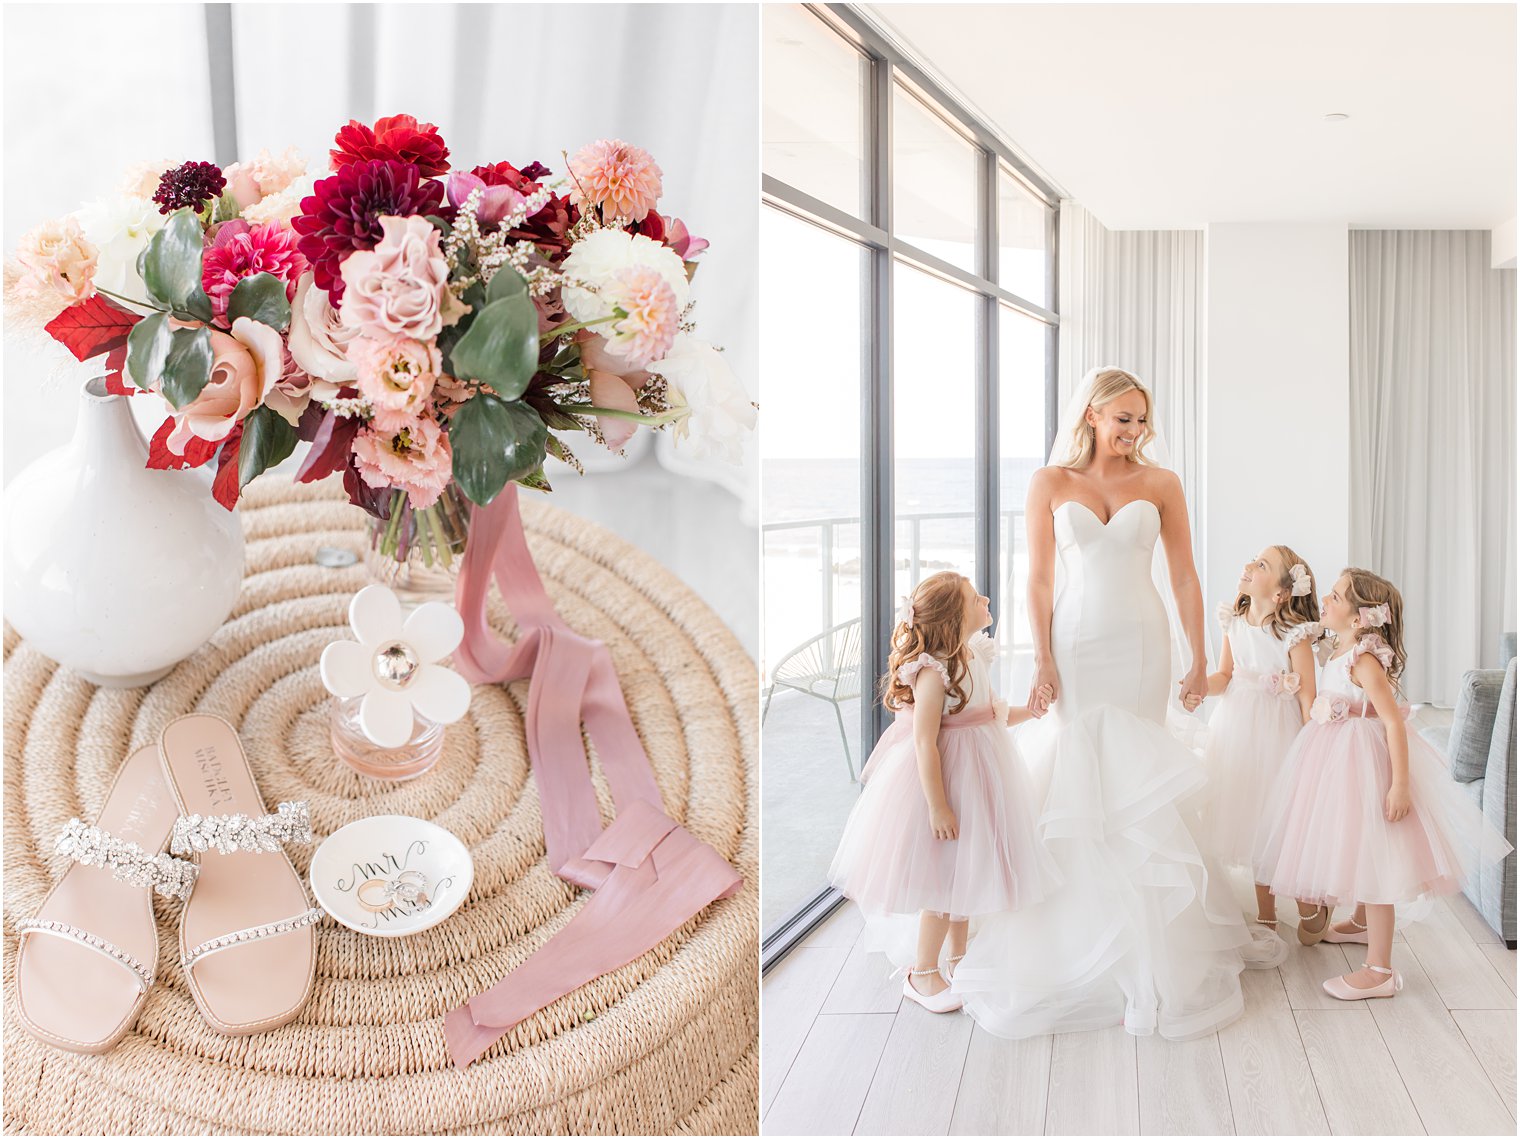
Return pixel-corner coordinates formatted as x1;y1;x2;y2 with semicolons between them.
862;2;1517;231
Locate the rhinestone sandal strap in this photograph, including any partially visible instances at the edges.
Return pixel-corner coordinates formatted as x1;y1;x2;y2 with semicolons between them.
53;820;199;901
170;802;312;857
15;919;154;990
180;907;324;972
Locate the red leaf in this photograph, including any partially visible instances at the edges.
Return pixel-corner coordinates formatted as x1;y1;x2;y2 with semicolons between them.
43;295;141;362
102;344;134;397
146;417;220;470
294;410;359;484
212;426;245;511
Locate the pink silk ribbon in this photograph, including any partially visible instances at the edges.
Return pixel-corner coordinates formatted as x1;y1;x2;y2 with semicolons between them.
443;485;743;1069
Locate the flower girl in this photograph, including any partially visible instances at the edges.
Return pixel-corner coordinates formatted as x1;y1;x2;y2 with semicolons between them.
828;571;1055;1013
1201;546;1320;932
1255;568;1512;999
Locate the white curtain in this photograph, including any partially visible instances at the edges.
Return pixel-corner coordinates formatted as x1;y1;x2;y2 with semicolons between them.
1349;230;1517;703
1057;202;1206;558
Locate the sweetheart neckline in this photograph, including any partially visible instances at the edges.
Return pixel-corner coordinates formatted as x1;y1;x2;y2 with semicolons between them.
1052;498;1160;528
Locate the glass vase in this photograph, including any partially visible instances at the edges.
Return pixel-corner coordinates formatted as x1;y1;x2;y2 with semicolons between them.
364;483;471;610
329;695;447;781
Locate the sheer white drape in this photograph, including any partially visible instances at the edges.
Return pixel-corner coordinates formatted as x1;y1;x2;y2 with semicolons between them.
1056;201;1206;559
1349;230;1517;702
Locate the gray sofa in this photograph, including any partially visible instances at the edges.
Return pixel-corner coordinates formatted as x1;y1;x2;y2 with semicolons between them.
1420;633;1516;946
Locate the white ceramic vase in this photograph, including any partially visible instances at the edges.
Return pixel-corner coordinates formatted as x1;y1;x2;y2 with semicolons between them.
2;375;245;687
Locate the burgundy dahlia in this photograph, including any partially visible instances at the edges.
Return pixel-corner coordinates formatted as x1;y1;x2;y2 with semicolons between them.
331;114;450;177
153;160;227;215
471;159;551;195
290;160;444;300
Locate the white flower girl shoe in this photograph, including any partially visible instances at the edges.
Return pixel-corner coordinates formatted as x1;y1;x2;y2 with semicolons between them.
899;966;963;1013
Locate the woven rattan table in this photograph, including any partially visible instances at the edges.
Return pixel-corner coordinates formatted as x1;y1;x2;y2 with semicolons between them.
3;479;758;1135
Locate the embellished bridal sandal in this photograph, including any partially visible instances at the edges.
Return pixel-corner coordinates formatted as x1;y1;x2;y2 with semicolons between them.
14;745;195;1054
898;966;963;1014
159;714;322;1035
1323;914;1370;944
1322;962;1402;1001
1296;903;1331;946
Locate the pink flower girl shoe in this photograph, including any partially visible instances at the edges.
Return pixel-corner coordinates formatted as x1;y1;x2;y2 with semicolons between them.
1322;914;1370;944
1322;962;1402;1001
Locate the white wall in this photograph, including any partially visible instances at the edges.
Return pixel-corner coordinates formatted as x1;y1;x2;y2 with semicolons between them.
1204;223;1350;615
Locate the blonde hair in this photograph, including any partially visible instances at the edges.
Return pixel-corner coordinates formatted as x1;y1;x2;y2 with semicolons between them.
1228;544;1321;640
881;571;972;715
1338;567;1408;691
1055;368;1159;469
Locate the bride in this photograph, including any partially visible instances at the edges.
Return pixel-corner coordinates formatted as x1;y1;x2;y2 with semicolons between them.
953;366;1284;1040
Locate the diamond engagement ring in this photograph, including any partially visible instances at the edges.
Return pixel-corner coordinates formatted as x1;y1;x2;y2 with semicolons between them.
356;870;432;912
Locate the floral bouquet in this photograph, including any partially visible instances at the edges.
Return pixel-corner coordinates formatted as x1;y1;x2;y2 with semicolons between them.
10;114;753;587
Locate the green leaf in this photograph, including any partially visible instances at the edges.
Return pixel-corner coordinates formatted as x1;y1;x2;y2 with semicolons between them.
237;404;299;487
159;326;213;409
211;191;242;224
486;266;529;305
517;467;552;493
125;310;171;391
141;208;213;323
449;393;549;505
227;272;291;332
448;270;538;400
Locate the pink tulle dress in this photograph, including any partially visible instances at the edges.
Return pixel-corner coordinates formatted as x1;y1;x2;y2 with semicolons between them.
1200;605;1320;869
1254;634;1513;906
828;632;1056;920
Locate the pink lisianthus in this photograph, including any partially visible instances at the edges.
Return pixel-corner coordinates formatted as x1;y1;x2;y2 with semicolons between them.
576;330;649;451
338;215;461;340
445;171;527;228
350;334;440;430
602;264;680;368
15;216;98;305
351;413;453;508
165;316;283;454
567;139;662;222
201;220;307;320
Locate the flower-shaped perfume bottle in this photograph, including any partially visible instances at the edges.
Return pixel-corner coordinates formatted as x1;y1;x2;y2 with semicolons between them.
320;585;471;780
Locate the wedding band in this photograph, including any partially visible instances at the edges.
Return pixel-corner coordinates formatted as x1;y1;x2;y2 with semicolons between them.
357;878;395;912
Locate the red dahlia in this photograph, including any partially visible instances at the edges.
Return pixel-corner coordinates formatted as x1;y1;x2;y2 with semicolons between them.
153;160;227;214
471;160;578;257
290;160;444;300
331;114;450;176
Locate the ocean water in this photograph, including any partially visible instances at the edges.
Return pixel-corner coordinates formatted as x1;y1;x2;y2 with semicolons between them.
761;457;1044;681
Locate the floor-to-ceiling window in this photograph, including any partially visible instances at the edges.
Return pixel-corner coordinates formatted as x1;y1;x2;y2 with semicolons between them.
760;4;1058;961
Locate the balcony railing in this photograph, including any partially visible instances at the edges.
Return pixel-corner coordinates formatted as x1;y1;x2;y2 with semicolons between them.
761;508;1033;681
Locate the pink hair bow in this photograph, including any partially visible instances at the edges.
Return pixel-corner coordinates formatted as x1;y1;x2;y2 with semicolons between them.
1359;602;1391;628
1262;670;1302;697
1310;693;1351;724
895;595;915;629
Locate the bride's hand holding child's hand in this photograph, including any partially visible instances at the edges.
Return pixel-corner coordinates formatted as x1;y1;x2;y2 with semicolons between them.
1029;663;1059;717
1178;665;1208;713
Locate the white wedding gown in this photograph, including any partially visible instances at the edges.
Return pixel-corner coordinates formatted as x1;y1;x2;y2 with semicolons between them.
952;498;1285;1040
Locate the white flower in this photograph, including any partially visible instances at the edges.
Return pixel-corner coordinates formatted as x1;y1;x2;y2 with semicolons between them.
288;272;358;389
560;228;689;326
72;195;165;300
655;334;755;464
319;585;471;747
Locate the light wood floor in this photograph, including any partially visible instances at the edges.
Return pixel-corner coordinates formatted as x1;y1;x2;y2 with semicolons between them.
762;894;1516;1136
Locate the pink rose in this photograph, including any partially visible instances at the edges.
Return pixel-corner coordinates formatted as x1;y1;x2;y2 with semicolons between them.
288;273;358;388
263;348;318;427
350;334;440;431
16;216;98;304
351;414;453;509
165;317;282;454
338;215;455;339
1309;694;1351;725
